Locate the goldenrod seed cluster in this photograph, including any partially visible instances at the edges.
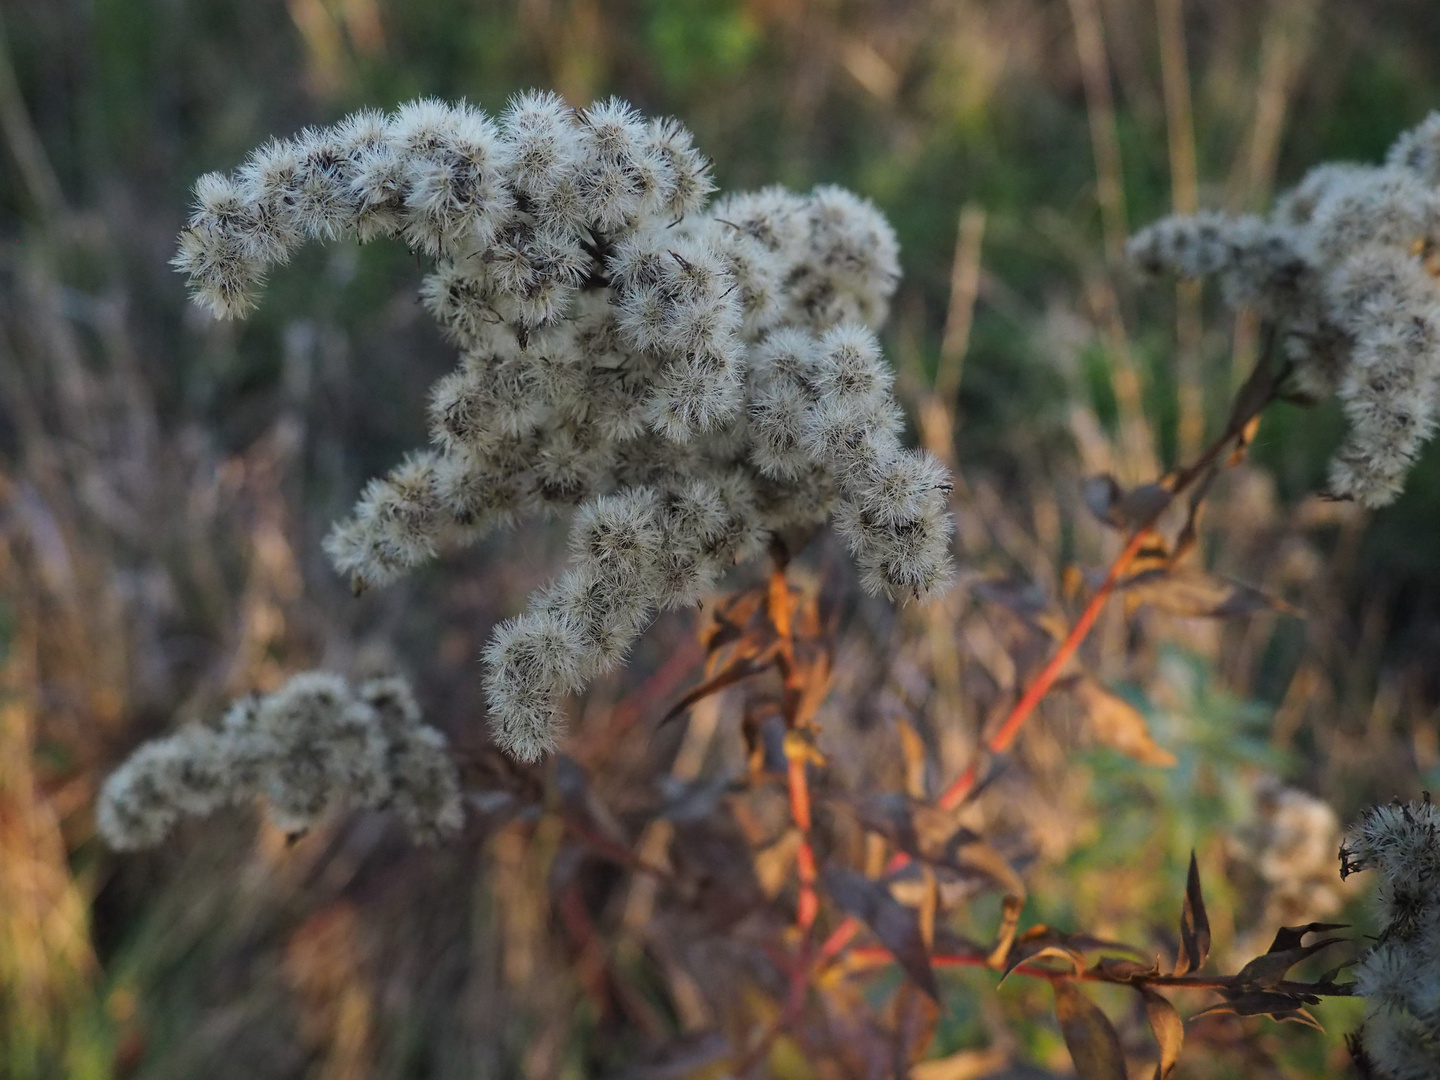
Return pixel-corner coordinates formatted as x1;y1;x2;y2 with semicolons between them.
1343;799;1440;1079
97;673;462;849
172;93;953;762
1130;113;1440;508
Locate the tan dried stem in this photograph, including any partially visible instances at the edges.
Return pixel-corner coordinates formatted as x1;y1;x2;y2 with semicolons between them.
1067;0;1129;269
1156;0;1206;460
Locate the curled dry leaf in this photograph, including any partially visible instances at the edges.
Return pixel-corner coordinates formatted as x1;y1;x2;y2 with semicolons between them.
1083;474;1174;531
1140;986;1184;1080
1052;982;1128;1080
1092;956;1161;982
999;926;1144;983
987;893;1025;970
1122;567;1296;620
700;589;767;653
661;656;773;725
1001;944;1084;983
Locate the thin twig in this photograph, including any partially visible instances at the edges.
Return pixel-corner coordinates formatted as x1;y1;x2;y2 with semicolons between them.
1067;0;1128;269
1156;0;1206;461
0;10;65;221
560;814;675;881
936;205;987;407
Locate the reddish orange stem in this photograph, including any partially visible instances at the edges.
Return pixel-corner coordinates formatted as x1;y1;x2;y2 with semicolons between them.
937;524;1152;811
787;752;813;832
772;382;1279;1035
789;750;819;932
819;527;1152;968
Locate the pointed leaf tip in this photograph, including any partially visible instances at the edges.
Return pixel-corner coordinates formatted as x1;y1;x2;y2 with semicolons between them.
1175;851;1210;976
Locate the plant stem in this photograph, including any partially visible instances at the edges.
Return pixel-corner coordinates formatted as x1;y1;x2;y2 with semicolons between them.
817;361;1284;970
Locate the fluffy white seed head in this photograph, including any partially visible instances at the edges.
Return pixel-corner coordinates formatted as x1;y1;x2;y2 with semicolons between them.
173;93;956;761
501;90;583;201
1389;112;1440;186
783;185;902;330
1344;799;1440;1080
643;117;715;221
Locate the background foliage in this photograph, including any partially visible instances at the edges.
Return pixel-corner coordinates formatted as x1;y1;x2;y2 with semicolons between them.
2;0;1438;1076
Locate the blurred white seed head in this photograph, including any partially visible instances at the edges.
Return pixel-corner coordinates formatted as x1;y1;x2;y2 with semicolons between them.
1131;114;1440;508
98;672;462;850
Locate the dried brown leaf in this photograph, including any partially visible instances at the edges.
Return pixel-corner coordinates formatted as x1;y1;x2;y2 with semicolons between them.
998;926;1141;983
821;866;940;1000
1053;982;1127;1080
1083;475;1173;531
1171;465;1220;566
701;589;765;652
1140;987;1183;1080
910;1047;1009;1080
999;944;1084;983
787;641;833;729
1092;956;1161;982
1234;936;1346;989
940;834;1028;900
1229;412;1263;463
987;894;1024;970
1123;567;1294;620
1265;922;1350;953
860;796;1028;900
896;718;928;800
662;655;774;725
1175;852;1210;976
1224;345;1283;435
1196;993;1324;1030
1070;676;1176;767
1281;1008;1324;1031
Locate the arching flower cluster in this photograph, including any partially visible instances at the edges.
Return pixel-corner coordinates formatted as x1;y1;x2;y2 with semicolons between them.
171;93;953;763
1129;113;1440;508
97;673;462;849
1343;798;1440;1080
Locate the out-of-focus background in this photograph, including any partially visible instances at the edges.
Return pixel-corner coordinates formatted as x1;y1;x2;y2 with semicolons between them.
2;0;1438;1077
